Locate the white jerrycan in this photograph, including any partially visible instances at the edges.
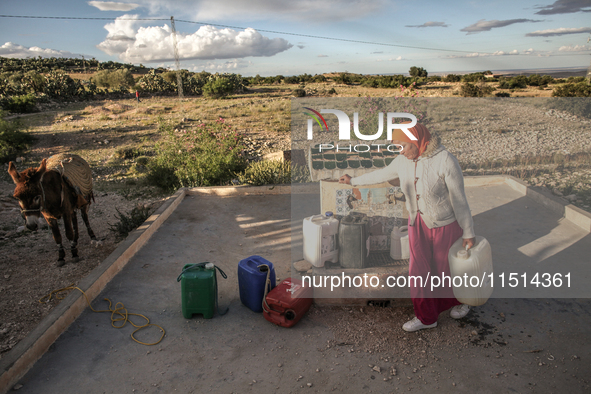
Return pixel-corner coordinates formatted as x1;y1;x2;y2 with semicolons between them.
448;236;493;307
390;226;409;260
303;212;339;267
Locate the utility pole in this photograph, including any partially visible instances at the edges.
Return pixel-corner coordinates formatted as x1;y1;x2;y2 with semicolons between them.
587;34;591;84
170;16;184;98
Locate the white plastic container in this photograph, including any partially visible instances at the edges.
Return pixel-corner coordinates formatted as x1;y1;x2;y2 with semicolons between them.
390;226;410;260
303;212;339;267
448;236;493;307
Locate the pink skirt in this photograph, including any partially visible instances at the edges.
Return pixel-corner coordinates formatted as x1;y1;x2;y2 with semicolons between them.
408;213;463;325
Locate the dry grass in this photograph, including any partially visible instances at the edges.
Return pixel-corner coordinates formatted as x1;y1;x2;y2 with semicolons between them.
7;80;586;200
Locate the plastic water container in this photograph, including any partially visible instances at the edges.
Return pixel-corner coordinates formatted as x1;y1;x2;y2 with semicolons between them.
303;212;339;267
180;263;216;319
390;226;410;260
238;255;276;313
448;236;493;307
338;212;369;269
263;278;313;328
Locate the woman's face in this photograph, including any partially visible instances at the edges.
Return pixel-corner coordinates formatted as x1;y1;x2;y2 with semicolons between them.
393;141;419;160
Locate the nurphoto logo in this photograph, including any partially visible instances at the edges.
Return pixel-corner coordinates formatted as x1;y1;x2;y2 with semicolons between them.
305;108;418;153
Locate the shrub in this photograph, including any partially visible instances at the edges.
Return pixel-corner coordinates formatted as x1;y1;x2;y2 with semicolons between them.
92;69;134;89
43;70;85;99
109;204;154;239
137;70;175;93
2;94;37;113
294;89;306;97
202;78;233;98
498;75;528;90
0;111;35;163
147;118;247;190
115;146;149;159
460;82;494;97
552;82;591;98
461;73;485;83
236;160;311;185
443;74;461;83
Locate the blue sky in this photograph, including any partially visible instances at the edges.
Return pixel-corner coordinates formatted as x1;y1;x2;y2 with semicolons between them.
0;0;590;76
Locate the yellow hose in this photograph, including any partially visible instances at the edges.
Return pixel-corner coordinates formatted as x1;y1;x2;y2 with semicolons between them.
39;284;165;346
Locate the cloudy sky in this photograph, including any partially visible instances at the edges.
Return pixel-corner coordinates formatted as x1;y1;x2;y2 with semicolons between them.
0;0;590;76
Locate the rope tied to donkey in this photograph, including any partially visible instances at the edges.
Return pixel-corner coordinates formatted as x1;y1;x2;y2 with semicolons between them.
39;285;165;346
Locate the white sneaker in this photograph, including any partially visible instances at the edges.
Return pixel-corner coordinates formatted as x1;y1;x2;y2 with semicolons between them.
402;317;437;332
450;304;471;319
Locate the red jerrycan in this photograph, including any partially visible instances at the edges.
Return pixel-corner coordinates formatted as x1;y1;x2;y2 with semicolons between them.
263;278;312;328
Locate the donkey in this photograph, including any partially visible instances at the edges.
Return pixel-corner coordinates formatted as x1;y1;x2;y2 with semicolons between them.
8;158;98;266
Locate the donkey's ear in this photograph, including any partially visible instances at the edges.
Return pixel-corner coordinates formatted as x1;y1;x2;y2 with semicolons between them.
7;162;21;184
37;158;47;174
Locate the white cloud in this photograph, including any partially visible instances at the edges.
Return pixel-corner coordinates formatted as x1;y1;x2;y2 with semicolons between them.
406;21;449;28
97;15;292;62
389;56;404;61
461;19;543;34
0;42;81;59
191;59;252;71
88;1;140;11
558;44;591;51
526;27;591;37
444;49;527;59
318;54;329;57
127;0;386;21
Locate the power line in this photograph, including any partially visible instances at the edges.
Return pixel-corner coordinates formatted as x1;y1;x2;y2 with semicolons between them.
0;14;480;54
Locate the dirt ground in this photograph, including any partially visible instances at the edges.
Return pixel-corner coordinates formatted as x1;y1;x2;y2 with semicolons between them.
0;180;165;356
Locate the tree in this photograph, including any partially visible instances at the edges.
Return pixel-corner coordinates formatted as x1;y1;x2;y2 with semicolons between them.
409;66;428;78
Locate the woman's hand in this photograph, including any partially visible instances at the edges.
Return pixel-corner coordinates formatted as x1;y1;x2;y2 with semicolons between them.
339;174;352;185
462;237;476;250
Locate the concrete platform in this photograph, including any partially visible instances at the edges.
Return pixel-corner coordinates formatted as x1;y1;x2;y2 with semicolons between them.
1;176;591;393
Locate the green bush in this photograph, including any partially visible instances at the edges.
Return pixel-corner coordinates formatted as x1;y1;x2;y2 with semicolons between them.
0;111;34;163
294;88;306;97
460;82;494;97
236;160;311;185
498;76;528;90
42;70;85;99
202;78;234;98
2;94;37;113
109;204;154;239
443;74;461;83
552;82;591;98
147;118;247;190
461;73;485;82
92;69;135;89
409;66;428;78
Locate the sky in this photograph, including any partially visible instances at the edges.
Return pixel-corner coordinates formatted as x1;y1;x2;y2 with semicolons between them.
0;0;590;76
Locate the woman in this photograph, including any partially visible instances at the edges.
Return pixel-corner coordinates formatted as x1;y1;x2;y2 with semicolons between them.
339;123;476;332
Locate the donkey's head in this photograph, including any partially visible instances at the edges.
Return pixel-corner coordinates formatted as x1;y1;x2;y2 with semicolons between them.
8;159;47;231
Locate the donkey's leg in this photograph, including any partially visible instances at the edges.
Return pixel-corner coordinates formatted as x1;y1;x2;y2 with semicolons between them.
70;210;80;262
47;217;66;266
81;204;99;244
